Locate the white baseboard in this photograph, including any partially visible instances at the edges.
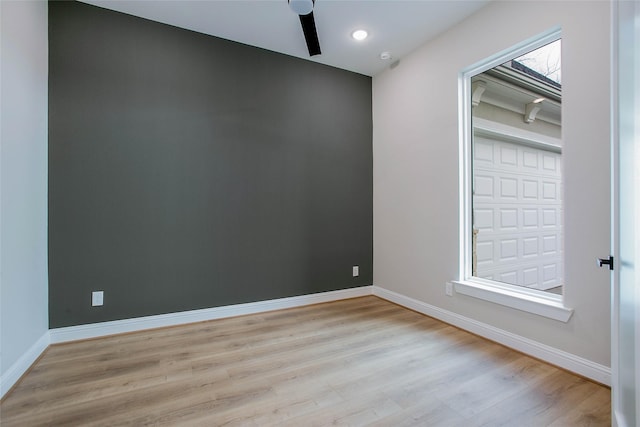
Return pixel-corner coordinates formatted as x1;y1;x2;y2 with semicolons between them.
50;286;373;344
372;286;611;386
3;284;610;401
1;331;50;399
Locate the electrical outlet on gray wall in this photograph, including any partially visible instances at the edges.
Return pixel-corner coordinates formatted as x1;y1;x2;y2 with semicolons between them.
92;291;104;306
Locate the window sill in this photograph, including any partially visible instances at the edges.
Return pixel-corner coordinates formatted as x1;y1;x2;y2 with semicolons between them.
452;280;574;322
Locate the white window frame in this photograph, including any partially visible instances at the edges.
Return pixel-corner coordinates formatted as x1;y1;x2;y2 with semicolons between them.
456;27;573;323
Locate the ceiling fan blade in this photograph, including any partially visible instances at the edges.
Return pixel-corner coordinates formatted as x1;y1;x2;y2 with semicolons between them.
299;12;321;56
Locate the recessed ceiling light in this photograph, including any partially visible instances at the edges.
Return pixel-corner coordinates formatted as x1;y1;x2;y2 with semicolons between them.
352;30;368;41
532;97;546;104
379;51;392;60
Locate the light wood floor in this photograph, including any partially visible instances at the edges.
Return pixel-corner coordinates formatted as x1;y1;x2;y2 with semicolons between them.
1;296;610;426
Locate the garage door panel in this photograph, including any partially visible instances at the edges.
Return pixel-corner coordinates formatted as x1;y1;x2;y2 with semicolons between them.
473;136;563;290
474;139;494;162
499;239;518;261
500;145;518;166
543;154;558;172
542;181;558;199
500;270;518;284
475;208;494;230
476;240;494;265
499;208;518;230
523;150;539;168
522;179;538;199
522;208;539;228
474;175;494;198
542;208;557;226
500;177;518;199
523;237;539;257
542;235;558;254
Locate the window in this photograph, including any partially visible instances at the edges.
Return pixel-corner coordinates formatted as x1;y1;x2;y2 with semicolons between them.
456;29;573;322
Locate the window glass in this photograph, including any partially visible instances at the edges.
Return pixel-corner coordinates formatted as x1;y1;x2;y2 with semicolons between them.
470;40;563;294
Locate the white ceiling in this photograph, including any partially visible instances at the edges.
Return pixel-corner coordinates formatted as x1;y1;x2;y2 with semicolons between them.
81;0;489;76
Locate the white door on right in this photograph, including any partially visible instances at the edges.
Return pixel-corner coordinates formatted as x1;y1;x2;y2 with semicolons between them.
612;1;639;426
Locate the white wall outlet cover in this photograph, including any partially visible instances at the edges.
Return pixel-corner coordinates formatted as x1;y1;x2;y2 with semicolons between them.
92;291;104;306
445;282;453;297
352;266;359;277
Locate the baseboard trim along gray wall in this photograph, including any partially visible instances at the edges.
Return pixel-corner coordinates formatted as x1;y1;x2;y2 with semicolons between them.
48;1;373;328
49;286;373;343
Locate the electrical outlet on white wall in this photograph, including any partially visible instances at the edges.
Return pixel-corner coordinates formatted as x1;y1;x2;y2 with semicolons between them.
445;282;453;297
352;266;359;277
92;291;104;306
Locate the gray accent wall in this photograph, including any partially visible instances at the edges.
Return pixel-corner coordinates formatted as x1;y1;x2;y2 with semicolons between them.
49;1;372;328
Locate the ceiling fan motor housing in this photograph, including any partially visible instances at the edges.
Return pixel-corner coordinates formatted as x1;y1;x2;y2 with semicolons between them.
289;0;314;16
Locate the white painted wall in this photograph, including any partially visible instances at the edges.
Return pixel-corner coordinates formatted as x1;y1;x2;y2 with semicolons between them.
373;1;611;366
0;0;49;388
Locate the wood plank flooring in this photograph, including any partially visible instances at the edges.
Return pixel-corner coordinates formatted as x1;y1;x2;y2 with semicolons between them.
0;296;610;426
